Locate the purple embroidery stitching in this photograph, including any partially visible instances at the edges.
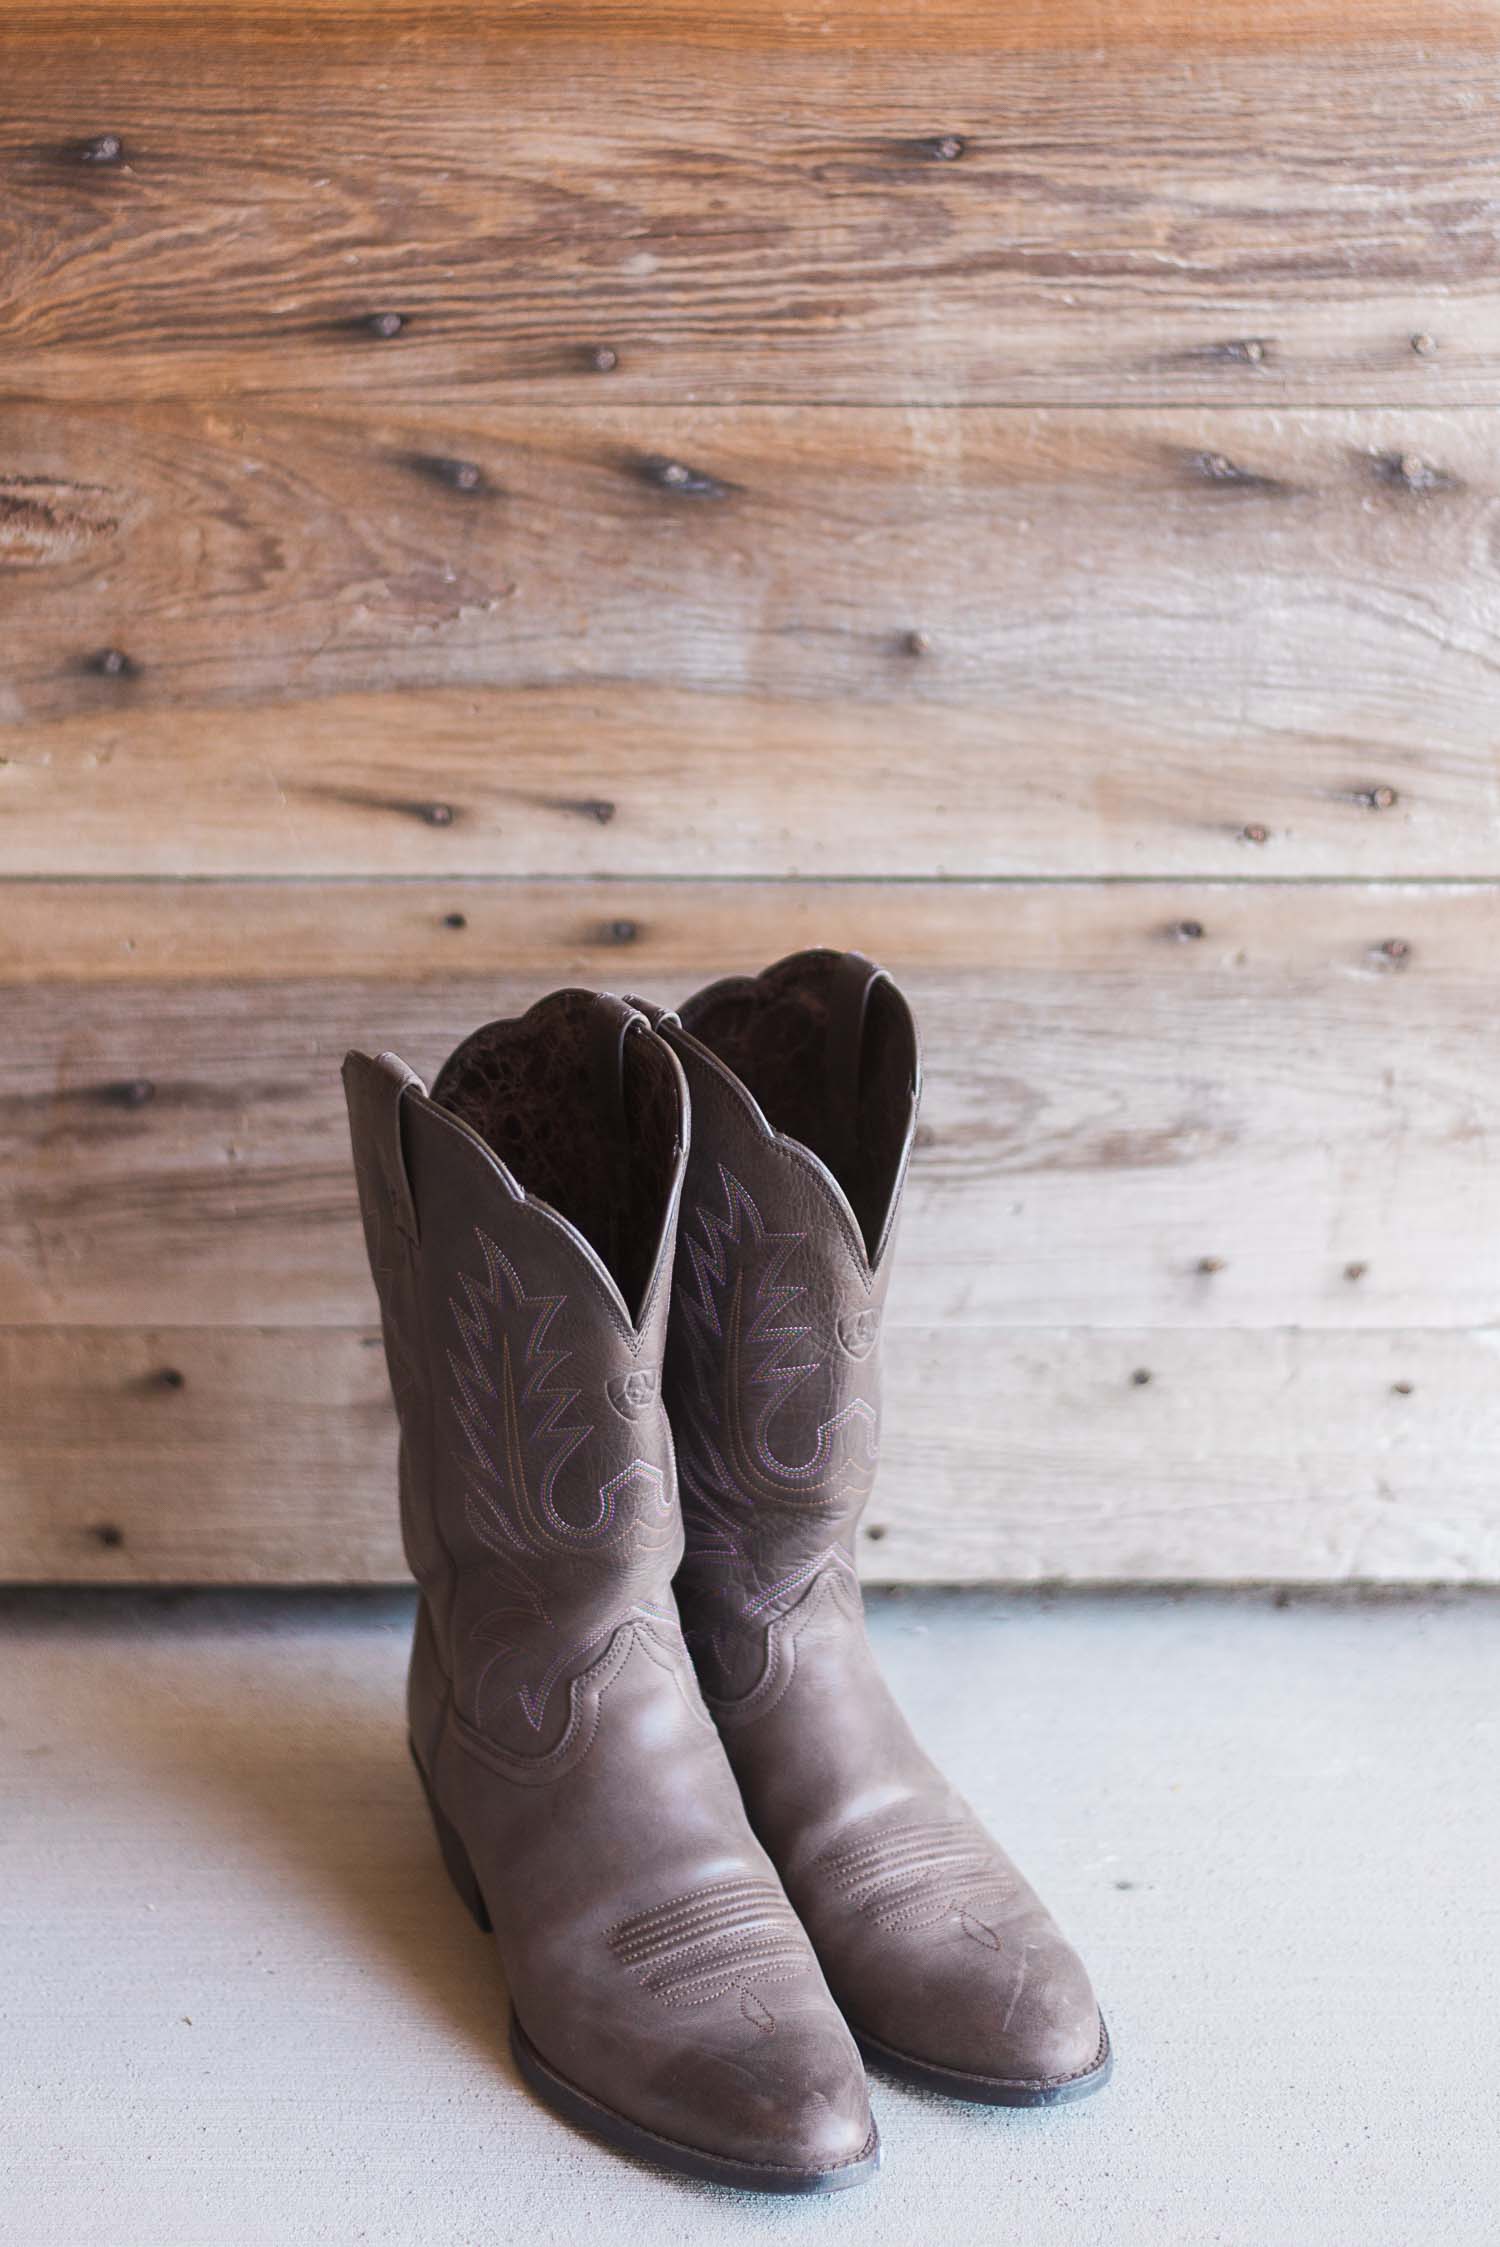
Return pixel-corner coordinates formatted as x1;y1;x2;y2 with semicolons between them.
449;1227;669;1732
676;1166;878;1506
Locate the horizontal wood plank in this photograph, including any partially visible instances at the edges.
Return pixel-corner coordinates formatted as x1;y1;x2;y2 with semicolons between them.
5;5;1500;406
5;405;1500;877
5;879;1498;1332
7;1323;1496;1585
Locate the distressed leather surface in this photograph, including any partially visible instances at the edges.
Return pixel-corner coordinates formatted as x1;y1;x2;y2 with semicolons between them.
661;952;1105;2090
344;994;873;2178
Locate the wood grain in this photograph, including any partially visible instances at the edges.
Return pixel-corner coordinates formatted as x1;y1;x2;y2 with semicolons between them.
7;1322;1496;1584
5;879;1497;1333
5;404;1500;877
5;8;1500;407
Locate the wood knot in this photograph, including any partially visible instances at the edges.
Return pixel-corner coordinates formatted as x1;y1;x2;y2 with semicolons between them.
101;1077;155;1108
639;455;730;500
407;454;487;495
1374;451;1454;494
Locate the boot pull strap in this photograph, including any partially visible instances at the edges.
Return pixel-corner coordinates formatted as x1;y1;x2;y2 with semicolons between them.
824;951;884;1193
586;994;647;1282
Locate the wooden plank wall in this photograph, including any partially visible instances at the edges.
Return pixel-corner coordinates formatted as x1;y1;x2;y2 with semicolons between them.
5;0;1500;1584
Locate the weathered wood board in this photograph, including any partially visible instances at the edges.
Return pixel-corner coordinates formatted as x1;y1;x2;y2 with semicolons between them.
7;1322;1495;1585
6;2;1500;406
5;881;1497;1335
6;0;1500;1584
4;405;1499;877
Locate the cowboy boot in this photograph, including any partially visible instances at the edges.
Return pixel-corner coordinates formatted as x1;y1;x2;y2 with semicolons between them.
342;991;879;2191
651;951;1111;2105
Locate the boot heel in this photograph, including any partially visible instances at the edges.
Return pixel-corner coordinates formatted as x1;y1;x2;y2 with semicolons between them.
408;1740;492;1933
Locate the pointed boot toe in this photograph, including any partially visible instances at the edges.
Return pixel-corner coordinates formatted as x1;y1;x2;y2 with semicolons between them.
844;1890;1110;2105
511;1997;878;2194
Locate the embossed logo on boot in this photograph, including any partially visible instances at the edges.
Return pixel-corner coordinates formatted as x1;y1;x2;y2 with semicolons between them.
608;1366;660;1419
837;1306;882;1360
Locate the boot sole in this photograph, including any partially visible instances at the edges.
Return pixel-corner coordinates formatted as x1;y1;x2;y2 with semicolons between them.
410;1743;882;2194
852;2017;1113;2107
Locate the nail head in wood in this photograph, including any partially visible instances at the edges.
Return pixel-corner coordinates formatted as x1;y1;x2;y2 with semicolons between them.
367;311;405;338
1196;1256;1226;1275
1410;332;1438;357
1172;919;1206;942
1344;1261;1368;1282
442;911;467;929
903;629;931;657
640;455;730;500
1378;937;1410;962
928;134;965;161
78;133;123;164
1391;1381;1414;1396
590;345;619;373
422;802;455;827
1240;822;1269;845
157;1367;186;1390
1359;785;1398;811
1130;1367;1152;1387
91;1523;126;1547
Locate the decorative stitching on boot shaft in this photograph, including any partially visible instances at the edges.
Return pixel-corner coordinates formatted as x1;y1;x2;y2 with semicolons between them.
447;1226;676;1738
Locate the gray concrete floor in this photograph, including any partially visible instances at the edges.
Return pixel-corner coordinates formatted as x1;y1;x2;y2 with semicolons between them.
1;1589;1495;2247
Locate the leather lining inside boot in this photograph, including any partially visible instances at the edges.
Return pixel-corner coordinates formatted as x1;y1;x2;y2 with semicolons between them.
430;992;681;1319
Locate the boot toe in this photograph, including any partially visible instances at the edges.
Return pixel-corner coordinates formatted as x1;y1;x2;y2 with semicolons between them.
660;2012;877;2183
852;1915;1107;2100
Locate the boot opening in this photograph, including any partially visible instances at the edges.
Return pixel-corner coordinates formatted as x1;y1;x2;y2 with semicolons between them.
679;950;918;1262
430;992;681;1318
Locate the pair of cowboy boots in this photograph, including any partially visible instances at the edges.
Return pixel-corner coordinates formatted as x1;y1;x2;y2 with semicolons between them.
344;948;1108;2194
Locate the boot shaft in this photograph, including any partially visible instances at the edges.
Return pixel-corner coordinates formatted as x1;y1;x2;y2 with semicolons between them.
654;952;921;1700
344;992;689;1756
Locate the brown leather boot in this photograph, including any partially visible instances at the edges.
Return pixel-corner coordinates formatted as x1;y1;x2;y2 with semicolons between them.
343;992;879;2191
651;952;1111;2106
